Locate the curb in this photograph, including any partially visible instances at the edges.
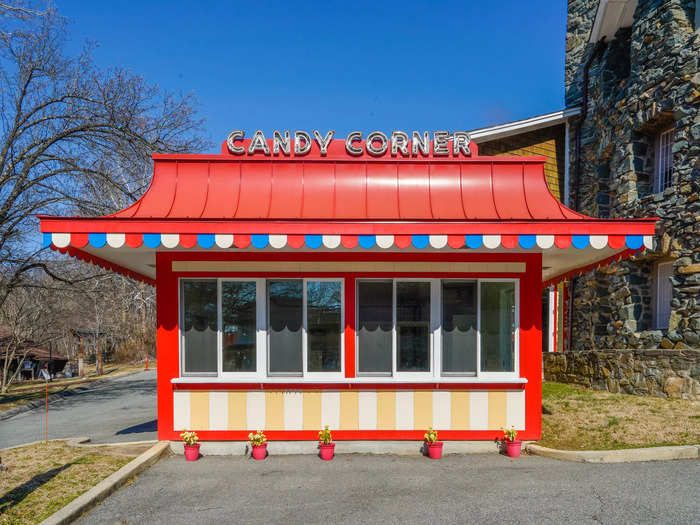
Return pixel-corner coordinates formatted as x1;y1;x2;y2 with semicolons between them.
38;441;169;525
0;370;146;421
526;443;700;463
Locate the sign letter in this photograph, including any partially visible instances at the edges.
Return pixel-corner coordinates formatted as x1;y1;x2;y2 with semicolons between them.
313;129;335;156
226;130;245;155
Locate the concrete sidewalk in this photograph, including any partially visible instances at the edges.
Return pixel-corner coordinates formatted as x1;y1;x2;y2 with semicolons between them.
78;453;700;524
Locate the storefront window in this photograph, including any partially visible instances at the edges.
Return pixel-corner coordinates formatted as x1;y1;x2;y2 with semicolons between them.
396;282;431;372
307;281;342;372
357;281;393;374
441;281;477;375
222;281;256;372
268;280;303;375
480;282;516;373
181;280;217;374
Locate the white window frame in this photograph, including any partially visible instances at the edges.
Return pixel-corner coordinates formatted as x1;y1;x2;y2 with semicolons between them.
653;127;674;193
478;278;520;380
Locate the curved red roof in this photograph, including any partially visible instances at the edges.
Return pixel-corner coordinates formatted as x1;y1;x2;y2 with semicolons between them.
110;140;583;222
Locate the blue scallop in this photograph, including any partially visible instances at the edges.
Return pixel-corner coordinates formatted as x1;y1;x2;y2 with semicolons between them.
197;234;215;249
88;232;107;248
143;233;162;248
625;235;643;250
251;234;269;249
305;234;323;249
43;233;52;248
358;235;376;248
518;235;536;249
465;235;483;249
572;235;590;249
412;235;429;249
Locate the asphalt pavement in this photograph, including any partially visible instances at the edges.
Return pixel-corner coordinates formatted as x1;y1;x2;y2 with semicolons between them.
0;370;157;448
77;452;699;525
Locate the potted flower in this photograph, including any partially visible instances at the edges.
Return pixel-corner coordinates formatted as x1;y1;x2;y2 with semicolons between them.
503;427;522;458
424;427;443;459
180;431;200;461
248;430;267;460
318;425;335;460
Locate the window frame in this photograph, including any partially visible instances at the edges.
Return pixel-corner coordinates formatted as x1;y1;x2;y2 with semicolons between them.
653;127;674;193
652;261;673;330
179;278;219;378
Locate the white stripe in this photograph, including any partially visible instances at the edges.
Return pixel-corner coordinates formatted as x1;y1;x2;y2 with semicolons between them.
482;235;501;249
173;391;190;431
322;235;341;249
209;391;228;431
429;235;448;249
469;391;489;430
589;235;608;249
269;234;287;249
376;235;394;249
395;391;414;430
246;391;265;431
162;233;180;249
283;392;303;430
215;234;233;248
536;234;554;249
106;233;125;248
52;233;70;248
506;390;526;431
432;391;451;430
643;235;654;250
358;391;377;430
321;391;340;430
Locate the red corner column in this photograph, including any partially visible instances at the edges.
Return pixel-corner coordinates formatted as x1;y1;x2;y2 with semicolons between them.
156;251;179;441
521;252;543;440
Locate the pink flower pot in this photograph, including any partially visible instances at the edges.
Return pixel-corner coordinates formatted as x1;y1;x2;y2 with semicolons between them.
506;440;522;458
252;443;267;460
319;442;335;461
184;443;200;461
427;442;443;459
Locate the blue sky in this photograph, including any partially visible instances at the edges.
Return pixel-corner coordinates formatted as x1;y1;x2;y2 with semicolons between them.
58;1;567;153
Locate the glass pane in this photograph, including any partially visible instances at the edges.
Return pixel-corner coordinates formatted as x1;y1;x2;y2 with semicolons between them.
480;282;516;373
441;282;477;374
396;282;430;372
222;281;256;372
307;281;342;372
182;280;217;373
268;280;302;374
357;281;392;374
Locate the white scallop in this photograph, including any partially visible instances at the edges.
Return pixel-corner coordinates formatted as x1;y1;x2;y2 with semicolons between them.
376;235;394;249
162;234;180;249
590;235;608;249
483;235;501;249
269;234;287;249
643;235;654;250
215;234;234;249
536;235;555;249
322;235;341;249
429;235;448;249
106;233;125;248
52;233;70;248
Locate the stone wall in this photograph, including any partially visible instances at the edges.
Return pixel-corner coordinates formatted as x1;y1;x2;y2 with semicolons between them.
565;0;700;350
543;349;699;399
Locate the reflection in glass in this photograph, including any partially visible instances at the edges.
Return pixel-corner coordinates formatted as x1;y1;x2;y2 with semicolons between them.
442;281;477;375
268;280;303;374
182;280;217;373
222;281;256;372
480;282;516;373
357;281;392;374
307;281;342;372
396;282;430;372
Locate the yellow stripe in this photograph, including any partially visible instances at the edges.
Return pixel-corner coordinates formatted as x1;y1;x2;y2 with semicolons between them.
302;391;322;430
189;391;210;430
413;391;432;430
265;391;285;430
339;391;359;430
450;391;470;430
376;391;395;430
227;392;246;430
488;391;508;430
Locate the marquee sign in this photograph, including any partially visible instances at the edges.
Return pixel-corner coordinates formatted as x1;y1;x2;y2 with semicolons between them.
225;129;472;157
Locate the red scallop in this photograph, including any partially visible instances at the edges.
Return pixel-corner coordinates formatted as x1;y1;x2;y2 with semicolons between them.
554;235;572;249
393;235;412;248
607;235;625;249
179;234;197;248
233;234;251;249
125;233;143;248
286;235;305;249
447;235;465;249
340;235;358;248
500;235;518;249
70;233;89;247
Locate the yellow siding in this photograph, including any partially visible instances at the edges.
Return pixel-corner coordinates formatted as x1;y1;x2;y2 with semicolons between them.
227;392;247;430
189;391;210;430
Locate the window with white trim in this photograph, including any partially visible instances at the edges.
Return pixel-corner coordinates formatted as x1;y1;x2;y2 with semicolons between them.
653;128;674;193
653;261;673;330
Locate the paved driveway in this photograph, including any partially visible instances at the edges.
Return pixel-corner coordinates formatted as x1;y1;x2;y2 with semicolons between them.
78;453;699;525
0;370;156;447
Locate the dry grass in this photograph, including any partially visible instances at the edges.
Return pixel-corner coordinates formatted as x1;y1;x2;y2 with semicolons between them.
541;382;700;450
0;441;149;524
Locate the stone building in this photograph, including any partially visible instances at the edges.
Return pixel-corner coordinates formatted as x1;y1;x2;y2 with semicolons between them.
564;0;699;350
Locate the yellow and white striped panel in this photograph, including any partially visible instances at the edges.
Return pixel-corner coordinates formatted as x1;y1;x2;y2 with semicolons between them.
173;390;526;432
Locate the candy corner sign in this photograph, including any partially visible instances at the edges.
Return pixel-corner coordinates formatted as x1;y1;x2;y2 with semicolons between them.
225;130;472;157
